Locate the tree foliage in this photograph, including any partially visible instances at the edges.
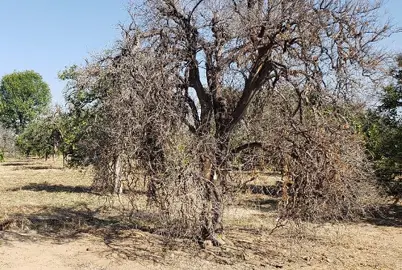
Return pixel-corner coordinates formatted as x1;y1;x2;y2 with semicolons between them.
362;56;402;201
69;0;392;244
0;70;51;134
58;66;102;166
16;108;63;159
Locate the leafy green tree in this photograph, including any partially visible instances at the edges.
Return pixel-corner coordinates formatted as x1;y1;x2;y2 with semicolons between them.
16;120;49;158
58;66;102;166
0;70;51;134
16;108;63;160
362;56;402;202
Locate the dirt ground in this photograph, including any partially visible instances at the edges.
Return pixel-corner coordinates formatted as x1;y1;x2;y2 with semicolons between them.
0;159;401;270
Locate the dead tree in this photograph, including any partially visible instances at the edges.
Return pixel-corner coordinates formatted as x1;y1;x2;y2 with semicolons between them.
75;0;394;245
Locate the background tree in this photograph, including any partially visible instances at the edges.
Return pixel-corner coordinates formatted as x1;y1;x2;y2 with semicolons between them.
16;107;63;160
71;0;393;245
0;70;51;134
362;55;402;202
0;125;16;161
58;66;103;166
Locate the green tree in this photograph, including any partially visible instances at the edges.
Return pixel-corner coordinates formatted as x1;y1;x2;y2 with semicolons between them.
16;107;63;160
58;65;102;166
0;70;51;134
362;56;402;202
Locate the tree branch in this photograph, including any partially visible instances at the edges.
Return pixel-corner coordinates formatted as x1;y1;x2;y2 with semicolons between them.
185;94;200;128
226;59;276;133
231;142;265;154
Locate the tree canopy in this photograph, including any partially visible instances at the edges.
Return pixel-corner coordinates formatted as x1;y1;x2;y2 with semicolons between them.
0;70;51;134
362;56;402;201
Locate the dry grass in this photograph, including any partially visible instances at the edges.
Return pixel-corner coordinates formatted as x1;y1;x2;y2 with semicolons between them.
0;158;401;269
0;159;98;216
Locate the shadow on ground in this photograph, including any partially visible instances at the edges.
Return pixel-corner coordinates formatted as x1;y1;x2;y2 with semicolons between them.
2;162;64;171
1;162;31;167
247;184;281;196
0;204;234;265
242;197;279;213
1;182;401;267
19;165;64;170
244;183;402;228
365;204;402;227
240;183;280;213
9;182;148;196
9;183;93;194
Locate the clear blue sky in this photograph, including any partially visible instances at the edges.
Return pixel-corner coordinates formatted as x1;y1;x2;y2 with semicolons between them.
1;0;402;105
0;0;130;105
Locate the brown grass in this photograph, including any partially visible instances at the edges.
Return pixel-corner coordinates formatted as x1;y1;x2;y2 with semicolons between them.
0;158;401;269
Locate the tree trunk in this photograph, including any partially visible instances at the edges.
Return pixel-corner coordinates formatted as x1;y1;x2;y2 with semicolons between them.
200;156;225;246
114;154;123;195
53;139;58;161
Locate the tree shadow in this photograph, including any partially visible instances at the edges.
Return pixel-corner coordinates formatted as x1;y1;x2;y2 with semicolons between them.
2;161;64;170
0;202;260;266
9;183;93;194
20;165;63;170
100;230;172;263
244;184;402;229
0;204;194;264
1;162;31;166
241;183;280;213
247;184;280;196
4;205;160;238
365;204;402;227
242;197;279;213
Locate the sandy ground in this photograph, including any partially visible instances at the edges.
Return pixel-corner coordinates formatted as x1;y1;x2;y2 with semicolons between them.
0;159;401;270
1;232;234;270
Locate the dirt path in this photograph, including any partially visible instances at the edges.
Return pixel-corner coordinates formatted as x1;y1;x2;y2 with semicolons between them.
0;233;160;270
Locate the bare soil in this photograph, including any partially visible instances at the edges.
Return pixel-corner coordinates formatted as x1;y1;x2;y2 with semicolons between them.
0;159;401;270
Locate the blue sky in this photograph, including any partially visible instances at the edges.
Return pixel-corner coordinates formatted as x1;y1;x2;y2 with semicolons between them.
1;0;402;105
0;0;130;105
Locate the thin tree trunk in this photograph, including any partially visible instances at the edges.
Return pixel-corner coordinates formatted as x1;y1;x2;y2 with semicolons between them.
114;154;123;195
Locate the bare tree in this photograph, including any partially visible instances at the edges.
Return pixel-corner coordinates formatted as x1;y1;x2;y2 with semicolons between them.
73;0;393;245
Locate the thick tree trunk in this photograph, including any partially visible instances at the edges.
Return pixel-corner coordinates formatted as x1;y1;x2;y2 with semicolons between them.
200;154;226;246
